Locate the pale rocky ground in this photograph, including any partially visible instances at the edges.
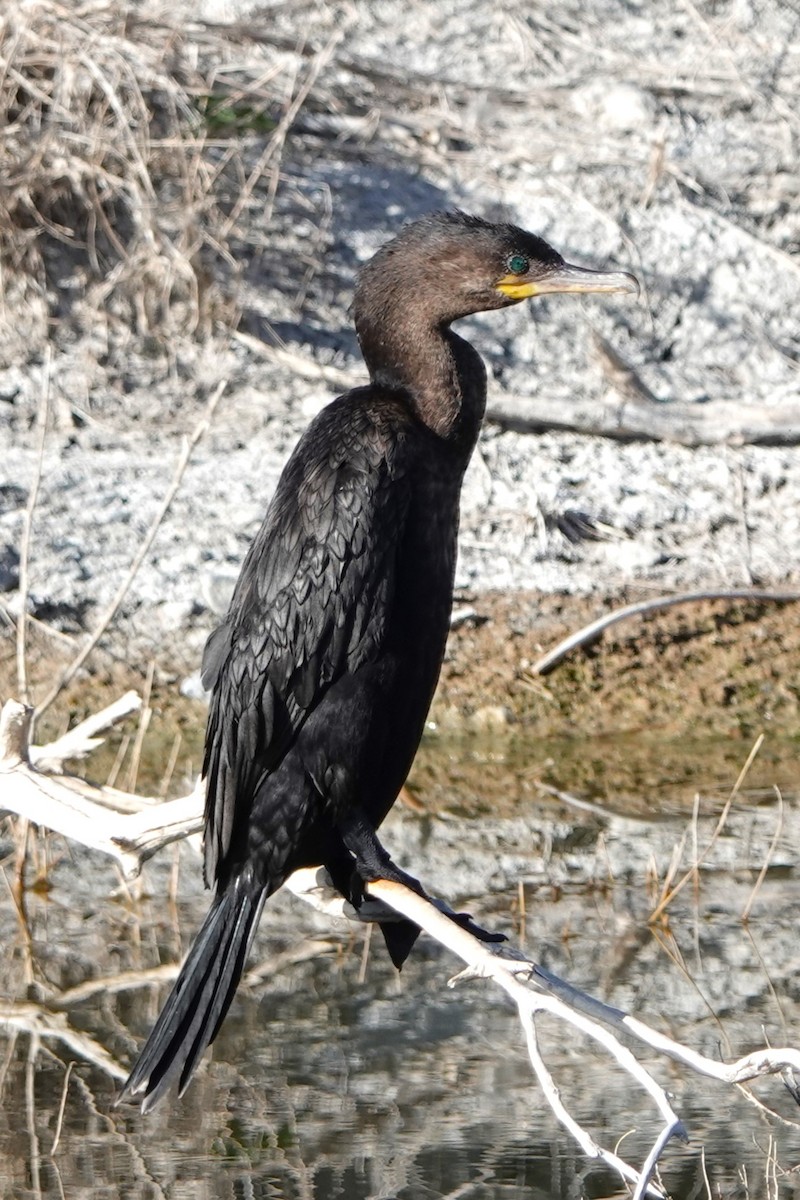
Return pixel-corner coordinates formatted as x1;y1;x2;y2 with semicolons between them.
2;0;799;673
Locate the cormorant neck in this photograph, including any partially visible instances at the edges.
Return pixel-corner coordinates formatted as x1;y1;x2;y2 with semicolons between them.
355;299;487;443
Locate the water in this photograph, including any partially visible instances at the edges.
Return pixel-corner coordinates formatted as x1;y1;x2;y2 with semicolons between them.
2;736;800;1199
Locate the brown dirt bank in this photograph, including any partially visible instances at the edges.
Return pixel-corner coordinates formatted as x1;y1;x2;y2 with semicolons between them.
420;589;800;818
7;589;799;821
438;589;800;737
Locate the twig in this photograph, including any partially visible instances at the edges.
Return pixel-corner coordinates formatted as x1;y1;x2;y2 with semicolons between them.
741;786;784;923
34;381;227;720
532;777;636;821
31;691;142;769
16;348;51;705
648;734;763;923
531;589;800;675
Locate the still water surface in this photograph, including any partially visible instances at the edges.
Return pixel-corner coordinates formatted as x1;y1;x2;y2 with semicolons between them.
2;732;800;1199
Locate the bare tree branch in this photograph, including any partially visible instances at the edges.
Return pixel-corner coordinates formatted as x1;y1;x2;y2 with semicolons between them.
31;691;142;771
0;700;203;876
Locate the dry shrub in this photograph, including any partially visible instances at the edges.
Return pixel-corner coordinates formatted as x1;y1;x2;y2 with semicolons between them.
0;2;283;364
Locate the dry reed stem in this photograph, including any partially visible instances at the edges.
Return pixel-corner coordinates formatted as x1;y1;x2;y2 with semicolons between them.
648;733;764;923
33;381;227;720
50;1059;73;1157
125;660;155;796
741;786;784;923
15;350;51;705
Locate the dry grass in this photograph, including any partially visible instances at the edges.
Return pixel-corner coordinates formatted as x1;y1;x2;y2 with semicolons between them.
0;2;317;361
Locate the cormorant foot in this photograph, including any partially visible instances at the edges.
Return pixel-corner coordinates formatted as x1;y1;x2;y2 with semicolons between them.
344;863;422;970
365;860;425;897
340;811;425;896
347;870;366;909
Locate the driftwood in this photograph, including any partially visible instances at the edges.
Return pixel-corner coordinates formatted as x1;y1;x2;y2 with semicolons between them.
232;333;800;447
0;699;203;876
485;395;800;447
2;693;800;1197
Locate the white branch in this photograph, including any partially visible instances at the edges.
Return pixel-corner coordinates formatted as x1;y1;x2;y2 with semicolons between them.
31;690;143;769
0;699;203;876
347;877;681;1198
284;868;800;1196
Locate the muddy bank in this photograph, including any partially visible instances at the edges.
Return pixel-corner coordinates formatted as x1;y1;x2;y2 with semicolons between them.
9;589;799;821
426;589;800;816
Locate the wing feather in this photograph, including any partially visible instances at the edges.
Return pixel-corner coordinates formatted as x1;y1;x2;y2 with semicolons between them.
201;398;410;885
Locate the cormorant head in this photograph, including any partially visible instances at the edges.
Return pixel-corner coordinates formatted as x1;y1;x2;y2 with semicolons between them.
354;210;638;330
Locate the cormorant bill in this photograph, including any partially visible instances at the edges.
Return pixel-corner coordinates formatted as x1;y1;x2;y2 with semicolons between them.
119;210;638;1111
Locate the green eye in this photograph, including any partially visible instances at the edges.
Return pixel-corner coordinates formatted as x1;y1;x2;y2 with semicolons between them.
507;254;528;274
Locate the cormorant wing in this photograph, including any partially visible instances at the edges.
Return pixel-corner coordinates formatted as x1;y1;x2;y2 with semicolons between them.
200;398;410;885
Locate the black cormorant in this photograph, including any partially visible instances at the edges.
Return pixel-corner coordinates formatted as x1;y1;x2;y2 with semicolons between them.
120;210;637;1111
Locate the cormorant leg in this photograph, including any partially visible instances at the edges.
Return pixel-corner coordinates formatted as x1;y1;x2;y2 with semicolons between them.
338;810;505;950
339;810;424;893
330;812;420;969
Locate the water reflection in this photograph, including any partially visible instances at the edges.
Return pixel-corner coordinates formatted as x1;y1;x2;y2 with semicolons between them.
2;753;800;1199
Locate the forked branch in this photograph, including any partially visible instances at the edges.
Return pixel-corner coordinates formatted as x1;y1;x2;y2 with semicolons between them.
0;699;203;876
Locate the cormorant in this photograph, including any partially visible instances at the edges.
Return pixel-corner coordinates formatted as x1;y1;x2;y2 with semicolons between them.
120;210;637;1111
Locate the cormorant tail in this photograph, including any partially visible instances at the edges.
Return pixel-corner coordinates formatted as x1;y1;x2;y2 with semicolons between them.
119;869;267;1112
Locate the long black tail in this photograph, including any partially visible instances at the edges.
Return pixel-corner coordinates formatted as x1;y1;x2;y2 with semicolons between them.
119;869;266;1112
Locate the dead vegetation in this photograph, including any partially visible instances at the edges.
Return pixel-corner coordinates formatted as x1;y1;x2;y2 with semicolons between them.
0;0;476;375
1;2;214;352
0;2;337;364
